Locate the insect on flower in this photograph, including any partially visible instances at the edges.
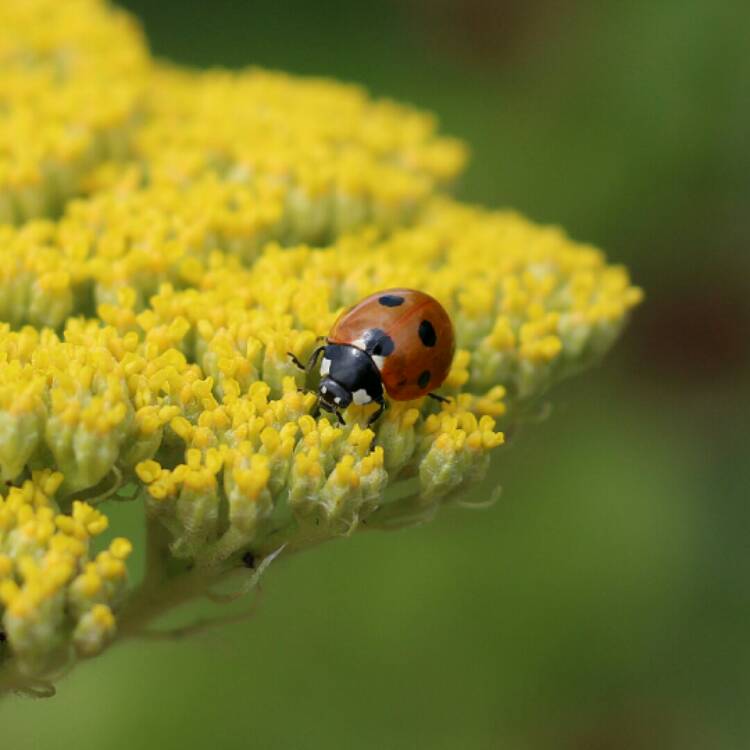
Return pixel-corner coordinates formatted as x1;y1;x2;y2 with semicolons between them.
289;289;455;425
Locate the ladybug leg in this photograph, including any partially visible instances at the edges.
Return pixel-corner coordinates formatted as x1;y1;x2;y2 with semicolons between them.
367;397;388;426
427;392;451;404
288;345;324;372
288;345;325;375
288;352;307;370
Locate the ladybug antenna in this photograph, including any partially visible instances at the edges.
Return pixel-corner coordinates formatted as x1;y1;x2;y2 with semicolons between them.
316;392;347;426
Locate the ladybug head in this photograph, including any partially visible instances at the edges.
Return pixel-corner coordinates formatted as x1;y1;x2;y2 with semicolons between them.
318;377;352;414
308;343;385;426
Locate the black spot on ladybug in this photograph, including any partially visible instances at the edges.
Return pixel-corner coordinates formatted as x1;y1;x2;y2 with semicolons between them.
378;294;405;307
373;337;395;357
418;320;437;347
418;370;431;389
363;328;395;357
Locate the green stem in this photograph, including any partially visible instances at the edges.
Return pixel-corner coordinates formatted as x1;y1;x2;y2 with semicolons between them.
0;479;493;699
115;515;220;640
0;517;221;698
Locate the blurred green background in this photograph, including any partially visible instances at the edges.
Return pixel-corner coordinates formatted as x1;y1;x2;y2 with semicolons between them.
3;1;749;747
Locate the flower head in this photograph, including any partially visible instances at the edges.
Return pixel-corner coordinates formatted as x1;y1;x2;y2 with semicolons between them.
0;0;641;689
0;0;149;224
0;471;131;674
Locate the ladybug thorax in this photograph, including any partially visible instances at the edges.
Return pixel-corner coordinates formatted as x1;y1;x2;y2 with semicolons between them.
317;343;383;411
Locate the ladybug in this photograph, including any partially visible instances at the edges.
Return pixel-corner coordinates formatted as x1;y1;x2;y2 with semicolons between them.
289;288;455;425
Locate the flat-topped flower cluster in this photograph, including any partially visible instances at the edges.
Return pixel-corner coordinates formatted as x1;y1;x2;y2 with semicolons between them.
0;0;641;689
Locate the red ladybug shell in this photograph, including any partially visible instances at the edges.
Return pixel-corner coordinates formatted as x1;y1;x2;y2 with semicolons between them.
328;288;455;401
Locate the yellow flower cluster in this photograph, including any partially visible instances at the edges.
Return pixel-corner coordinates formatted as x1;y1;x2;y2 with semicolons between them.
0;59;467;328
130;65;467;239
0;0;149;223
0;314;502;561
0;471;132;673
0;0;641;684
0;197;638;557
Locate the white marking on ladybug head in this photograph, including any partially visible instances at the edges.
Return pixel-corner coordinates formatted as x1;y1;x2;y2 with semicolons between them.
371;355;385;370
351;337;366;351
334;396;342;404
320;357;331;376
352;388;372;406
321;385;328;394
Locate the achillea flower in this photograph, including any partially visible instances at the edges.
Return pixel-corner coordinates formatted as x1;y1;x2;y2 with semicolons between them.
0;0;641;695
0;0;149;224
0;471;130;676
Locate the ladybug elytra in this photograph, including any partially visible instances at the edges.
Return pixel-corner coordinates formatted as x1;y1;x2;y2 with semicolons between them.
290;289;455;425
